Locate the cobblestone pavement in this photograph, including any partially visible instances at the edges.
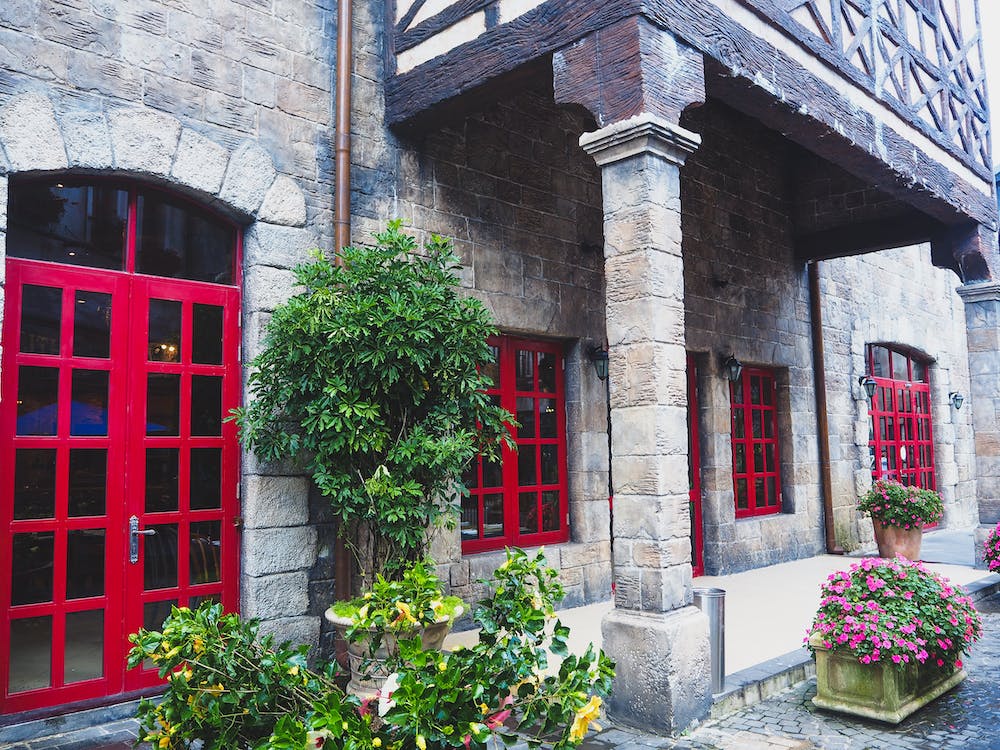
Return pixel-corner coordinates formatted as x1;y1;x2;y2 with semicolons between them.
8;595;1000;749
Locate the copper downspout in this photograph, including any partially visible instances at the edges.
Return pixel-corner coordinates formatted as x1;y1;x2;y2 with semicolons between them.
333;0;353;661
809;261;844;555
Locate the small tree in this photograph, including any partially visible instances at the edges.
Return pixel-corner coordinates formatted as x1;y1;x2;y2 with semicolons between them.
232;222;512;582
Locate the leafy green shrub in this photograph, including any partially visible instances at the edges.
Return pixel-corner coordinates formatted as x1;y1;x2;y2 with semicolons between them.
231;221;513;580
129;550;614;750
126;604;342;749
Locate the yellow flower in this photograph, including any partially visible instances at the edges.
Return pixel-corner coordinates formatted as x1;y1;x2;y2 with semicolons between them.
158;736;170;749
416;734;427;750
358;604;370;620
373;739;382;748
394;601;417;626
193;636;205;654
288;665;300;676
569;696;602;742
479;703;489;715
438;661;447;672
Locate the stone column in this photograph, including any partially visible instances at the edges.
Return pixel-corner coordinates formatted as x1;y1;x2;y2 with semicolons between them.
580;113;710;733
957;280;1000;564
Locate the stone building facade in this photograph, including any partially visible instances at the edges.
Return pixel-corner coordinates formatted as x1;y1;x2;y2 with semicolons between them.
0;0;997;736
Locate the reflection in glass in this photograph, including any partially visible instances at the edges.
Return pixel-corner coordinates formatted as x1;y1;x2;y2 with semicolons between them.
481;346;500;388
70;370;109;435
190;448;222;509
146;448;179;512
20;285;62;355
17;366;59;435
143;600;177;634
73;292;112;358
538;352;556;392
65;610;104;683
66;530;105;599
136;192;234;284
483;494;504;538
148;299;182;362
893;353;909;380
12;532;55;605
461;463;478;491
518;448;537;486
147;374;180;435
7;182;127;269
482;458;502;488
9;616;52;693
733;409;744;438
188;594;220;610
518;492;537;534
734;444;746;474
193;304;224;364
69;449;108;517
736;479;748;509
14;449;57;519
542;491;560;532
144;524;178;590
191;376;222;436
539;398;557;438
516;397;535;438
516;350;534;391
540;445;558;484
461;496;478;540
871;346;890;378
190;522;221;585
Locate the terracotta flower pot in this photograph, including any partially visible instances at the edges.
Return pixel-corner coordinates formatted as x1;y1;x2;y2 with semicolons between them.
872;521;922;560
809;633;965;723
325;611;453;698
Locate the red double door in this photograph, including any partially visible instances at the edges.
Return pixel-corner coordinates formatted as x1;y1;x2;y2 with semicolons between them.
0;259;241;713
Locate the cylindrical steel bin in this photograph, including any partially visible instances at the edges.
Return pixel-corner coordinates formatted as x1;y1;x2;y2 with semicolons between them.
693;587;725;694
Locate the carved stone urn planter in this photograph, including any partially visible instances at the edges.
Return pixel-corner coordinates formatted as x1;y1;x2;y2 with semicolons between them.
809;633;965;723
326;611;453;698
872;521;923;560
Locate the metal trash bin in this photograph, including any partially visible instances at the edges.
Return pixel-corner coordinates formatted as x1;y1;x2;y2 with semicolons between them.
693;587;725;694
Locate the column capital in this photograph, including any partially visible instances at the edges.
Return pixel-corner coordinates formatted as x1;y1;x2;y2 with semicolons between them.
957;280;1000;304
579;113;701;168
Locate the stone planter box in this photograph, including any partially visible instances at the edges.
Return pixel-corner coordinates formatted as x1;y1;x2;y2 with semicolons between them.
810;633;965;723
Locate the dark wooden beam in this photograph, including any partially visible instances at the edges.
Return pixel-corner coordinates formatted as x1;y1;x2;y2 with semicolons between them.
931;222;1000;283
794;212;939;264
396;0;496;53
552;16;704;127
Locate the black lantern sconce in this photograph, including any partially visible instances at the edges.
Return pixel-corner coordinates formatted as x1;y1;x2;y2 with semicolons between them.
722;355;743;383
858;375;877;402
589;346;609;381
949;391;965;411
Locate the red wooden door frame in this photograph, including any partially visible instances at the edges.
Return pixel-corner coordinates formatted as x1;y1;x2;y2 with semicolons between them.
2;251;242;711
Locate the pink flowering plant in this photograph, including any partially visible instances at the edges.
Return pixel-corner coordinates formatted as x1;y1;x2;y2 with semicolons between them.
857;478;943;529
806;557;981;672
983;523;1000;572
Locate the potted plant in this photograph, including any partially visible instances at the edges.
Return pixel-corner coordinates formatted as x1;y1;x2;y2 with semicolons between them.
857;479;943;559
805;557;981;723
325;559;465;696
232;221;513;582
982;523;1000;572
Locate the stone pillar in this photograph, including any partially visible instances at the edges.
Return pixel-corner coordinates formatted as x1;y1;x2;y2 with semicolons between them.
580;114;710;733
957;280;1000;565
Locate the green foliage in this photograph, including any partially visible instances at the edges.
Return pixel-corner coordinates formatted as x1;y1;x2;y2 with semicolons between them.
857;478;943;529
329;559;464;640
126;603;343;749
131;551;615;750
231;221;513;579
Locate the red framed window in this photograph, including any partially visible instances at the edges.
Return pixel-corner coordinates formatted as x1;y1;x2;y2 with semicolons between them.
867;345;935;490
461;336;568;553
1;178;241;714
731;367;782;518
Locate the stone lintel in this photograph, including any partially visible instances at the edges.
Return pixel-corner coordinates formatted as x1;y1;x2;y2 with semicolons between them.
580;113;701;168
957;281;1000;305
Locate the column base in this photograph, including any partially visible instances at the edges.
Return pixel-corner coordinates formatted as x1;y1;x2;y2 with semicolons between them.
600;605;711;734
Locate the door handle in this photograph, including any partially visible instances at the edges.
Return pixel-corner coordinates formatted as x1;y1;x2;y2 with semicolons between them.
129;514;156;564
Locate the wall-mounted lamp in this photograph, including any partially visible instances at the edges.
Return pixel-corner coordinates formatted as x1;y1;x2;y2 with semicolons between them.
949;391;965;410
722;355;743;383
858;375;877;402
588;346;609;381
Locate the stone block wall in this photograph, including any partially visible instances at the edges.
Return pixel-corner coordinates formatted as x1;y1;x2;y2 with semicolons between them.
0;1;338;654
820;247;976;550
681;102;825;574
348;0;613;622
